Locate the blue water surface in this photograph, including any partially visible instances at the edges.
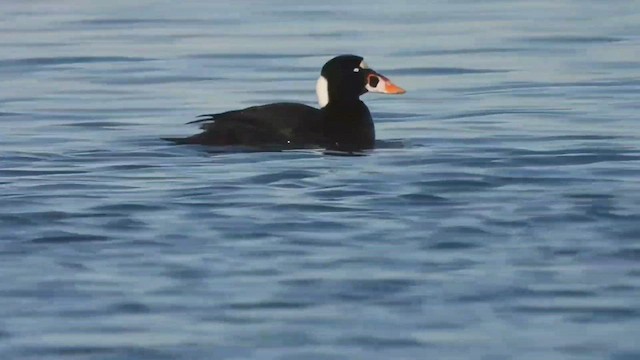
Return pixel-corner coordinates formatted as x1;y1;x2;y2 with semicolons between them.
1;1;640;359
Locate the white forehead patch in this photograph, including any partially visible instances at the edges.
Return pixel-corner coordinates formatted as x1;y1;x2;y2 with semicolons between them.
316;75;329;108
359;60;369;69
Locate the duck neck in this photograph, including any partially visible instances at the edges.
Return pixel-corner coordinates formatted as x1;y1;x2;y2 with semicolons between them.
328;94;361;108
316;75;363;109
322;100;374;150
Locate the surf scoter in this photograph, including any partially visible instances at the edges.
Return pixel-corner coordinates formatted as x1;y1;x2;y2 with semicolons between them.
166;54;405;151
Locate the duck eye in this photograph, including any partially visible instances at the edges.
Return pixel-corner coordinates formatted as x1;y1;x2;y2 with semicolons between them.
353;67;360;72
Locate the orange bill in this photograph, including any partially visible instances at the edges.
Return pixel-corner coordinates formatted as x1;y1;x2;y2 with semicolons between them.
366;73;406;94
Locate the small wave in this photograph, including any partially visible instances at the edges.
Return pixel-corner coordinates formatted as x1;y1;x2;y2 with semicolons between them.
0;56;148;67
385;67;508;76
30;233;111;244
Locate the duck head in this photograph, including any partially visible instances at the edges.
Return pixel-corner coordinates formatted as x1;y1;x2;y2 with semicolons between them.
316;54;405;108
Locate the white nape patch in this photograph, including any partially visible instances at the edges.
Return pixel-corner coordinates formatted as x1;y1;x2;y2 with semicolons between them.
316;75;329;108
359;60;369;69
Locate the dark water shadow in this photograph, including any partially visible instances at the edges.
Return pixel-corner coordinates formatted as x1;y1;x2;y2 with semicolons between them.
374;139;407;149
163;138;410;157
0;56;149;67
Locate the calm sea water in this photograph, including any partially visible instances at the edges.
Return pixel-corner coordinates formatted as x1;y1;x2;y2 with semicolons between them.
1;1;640;359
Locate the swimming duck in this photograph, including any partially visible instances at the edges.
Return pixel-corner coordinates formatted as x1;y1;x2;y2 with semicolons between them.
167;54;405;151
